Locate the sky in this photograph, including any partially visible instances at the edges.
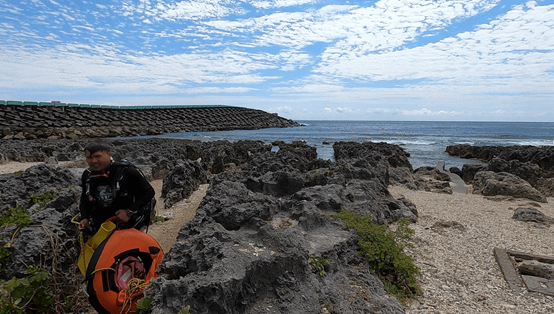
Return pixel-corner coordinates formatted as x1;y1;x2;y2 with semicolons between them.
1;0;554;122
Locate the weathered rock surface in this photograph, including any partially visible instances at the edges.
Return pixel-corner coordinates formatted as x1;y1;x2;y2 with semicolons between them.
472;171;547;203
1;138;412;314
162;160;208;208
518;260;554;280
446;144;554;197
0;164;80;212
512;207;553;225
149;141;413;313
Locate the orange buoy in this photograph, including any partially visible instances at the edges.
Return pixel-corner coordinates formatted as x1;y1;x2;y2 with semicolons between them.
85;228;164;314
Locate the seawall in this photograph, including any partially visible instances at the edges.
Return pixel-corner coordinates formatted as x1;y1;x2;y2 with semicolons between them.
0;101;300;140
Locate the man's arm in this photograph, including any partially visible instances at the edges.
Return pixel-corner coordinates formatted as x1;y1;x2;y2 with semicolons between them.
79;172;92;230
125;167;155;215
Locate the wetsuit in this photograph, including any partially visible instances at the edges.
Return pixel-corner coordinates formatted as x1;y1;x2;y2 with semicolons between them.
79;161;155;233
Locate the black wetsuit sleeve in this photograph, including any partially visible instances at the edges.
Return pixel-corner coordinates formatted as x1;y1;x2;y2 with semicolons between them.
79;171;92;220
124;167;155;214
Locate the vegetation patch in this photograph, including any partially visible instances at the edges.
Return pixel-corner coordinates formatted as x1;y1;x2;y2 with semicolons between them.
0;242;11;269
334;209;421;303
309;255;334;277
29;190;58;209
136;295;153;314
0;205;33;229
0;266;53;314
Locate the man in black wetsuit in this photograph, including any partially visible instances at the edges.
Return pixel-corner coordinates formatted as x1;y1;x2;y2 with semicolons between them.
78;142;155;233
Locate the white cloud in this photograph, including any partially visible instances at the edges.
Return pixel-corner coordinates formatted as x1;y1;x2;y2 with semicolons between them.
1;0;553;121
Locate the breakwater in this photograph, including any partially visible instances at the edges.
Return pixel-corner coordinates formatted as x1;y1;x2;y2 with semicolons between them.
0;101;300;140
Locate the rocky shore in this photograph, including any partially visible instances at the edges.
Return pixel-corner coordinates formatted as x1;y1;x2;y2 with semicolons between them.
0;104;300;140
1;138;554;313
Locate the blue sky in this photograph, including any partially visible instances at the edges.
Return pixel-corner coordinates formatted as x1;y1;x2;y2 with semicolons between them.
1;0;553;122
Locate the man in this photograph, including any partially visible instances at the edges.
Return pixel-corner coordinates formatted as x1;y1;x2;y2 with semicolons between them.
78;141;155;233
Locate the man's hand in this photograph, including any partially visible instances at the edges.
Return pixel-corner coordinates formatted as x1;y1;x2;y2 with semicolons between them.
116;209;131;222
79;219;90;231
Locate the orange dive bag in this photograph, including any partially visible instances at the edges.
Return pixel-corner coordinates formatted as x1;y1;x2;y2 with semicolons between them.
84;228;164;314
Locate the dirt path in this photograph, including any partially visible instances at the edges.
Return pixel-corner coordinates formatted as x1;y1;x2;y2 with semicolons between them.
147;180;208;253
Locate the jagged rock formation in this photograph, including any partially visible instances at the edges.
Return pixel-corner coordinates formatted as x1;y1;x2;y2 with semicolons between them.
149;140;414;313
446;144;554;198
0;104;300;140
1;139;413;314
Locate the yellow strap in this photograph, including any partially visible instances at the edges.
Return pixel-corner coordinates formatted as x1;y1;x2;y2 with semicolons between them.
71;213;81;225
90;267;115;276
120;278;147;314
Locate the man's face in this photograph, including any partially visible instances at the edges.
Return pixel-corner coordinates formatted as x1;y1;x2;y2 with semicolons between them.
85;150;112;172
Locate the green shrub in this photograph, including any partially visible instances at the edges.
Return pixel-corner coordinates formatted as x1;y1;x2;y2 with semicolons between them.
0;205;33;228
29;190;57;209
334;209;420;303
0;266;53;314
309;255;334;277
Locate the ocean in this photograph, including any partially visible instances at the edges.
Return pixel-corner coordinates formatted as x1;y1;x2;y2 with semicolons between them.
149;120;554;170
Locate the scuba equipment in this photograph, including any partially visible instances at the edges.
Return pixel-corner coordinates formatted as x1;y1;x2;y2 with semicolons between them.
84;228;164;314
73;214;163;314
72;214;117;276
81;159;155;233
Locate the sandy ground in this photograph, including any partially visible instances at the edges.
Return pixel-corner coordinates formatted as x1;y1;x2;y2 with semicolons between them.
4;161;554;313
0;161;45;174
390;185;554;314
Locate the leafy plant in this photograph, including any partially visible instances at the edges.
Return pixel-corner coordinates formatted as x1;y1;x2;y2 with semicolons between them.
0;266;53;313
178;305;191;314
29;190;57;209
334;209;420;303
12;171;24;176
309;255;334;277
0;205;33;228
0;244;11;269
136;295;152;314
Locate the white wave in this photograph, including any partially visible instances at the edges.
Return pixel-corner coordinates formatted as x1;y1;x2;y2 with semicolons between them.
508;140;554;146
386;139;436;145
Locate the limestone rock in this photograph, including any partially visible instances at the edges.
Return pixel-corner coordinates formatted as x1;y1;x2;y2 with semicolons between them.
472;171;547;203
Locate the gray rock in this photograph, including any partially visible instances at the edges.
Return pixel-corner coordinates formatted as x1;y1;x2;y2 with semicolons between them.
162;160;208;208
518;260;554;279
472;171;547;203
512;207;550;224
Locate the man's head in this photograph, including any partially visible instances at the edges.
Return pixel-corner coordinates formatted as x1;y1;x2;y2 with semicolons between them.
84;142;113;172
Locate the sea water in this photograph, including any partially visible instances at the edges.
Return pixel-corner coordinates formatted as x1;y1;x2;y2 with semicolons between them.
148;121;554;170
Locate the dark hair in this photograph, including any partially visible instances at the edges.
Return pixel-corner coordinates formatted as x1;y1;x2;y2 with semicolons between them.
84;141;113;155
